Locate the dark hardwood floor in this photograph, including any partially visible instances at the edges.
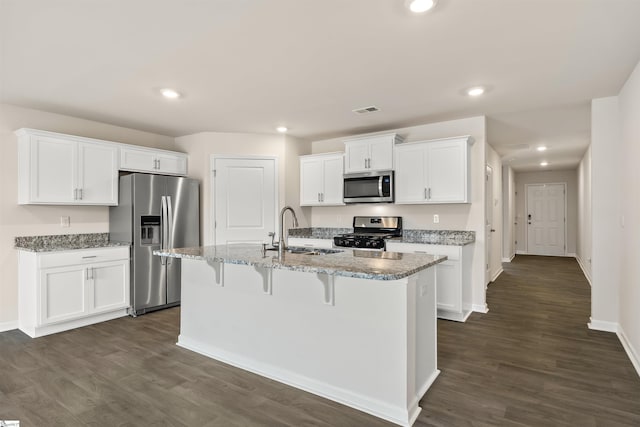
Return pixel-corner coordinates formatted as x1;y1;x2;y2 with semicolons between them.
1;255;639;426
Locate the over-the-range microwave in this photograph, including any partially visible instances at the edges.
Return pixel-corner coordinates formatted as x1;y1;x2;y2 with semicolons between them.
343;170;394;204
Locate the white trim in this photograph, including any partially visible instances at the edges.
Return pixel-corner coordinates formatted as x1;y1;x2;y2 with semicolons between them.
209;155;279;246
617;326;640;378
0;320;18;333
490;267;503;283
524;182;567;256
575;255;592;286
438;309;473;322
501;254;515;263
516;250;528;255
588;318;618;333
472;304;489;314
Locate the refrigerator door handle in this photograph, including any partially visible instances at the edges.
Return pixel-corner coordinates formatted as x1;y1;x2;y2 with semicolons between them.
160;196;167;265
166;196;174;265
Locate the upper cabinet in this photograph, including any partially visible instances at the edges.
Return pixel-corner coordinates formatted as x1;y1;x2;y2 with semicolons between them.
343;133;403;174
395;136;473;204
17;129;118;205
299;153;345;206
120;145;187;176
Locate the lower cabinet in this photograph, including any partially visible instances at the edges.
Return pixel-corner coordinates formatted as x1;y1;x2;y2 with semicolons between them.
386;242;473;322
19;246;130;337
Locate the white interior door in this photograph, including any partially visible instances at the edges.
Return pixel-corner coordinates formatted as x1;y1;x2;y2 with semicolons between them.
526;183;566;256
213;157;277;245
485;165;493;284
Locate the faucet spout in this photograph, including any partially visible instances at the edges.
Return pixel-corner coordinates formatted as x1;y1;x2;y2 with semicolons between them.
278;206;299;256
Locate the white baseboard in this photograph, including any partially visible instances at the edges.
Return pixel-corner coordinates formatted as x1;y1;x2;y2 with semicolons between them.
0;320;18;333
617;326;640;378
490;267;503;283
472;304;489;314
501;254;515;263
567;252;577;257
588;318;618;333
575;255;592;286
515;250;528;255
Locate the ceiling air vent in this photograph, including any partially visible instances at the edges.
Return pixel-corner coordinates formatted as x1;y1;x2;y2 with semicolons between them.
352;106;380;114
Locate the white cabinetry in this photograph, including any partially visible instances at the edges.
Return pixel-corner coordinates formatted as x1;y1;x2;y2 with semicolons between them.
17;129;118;205
120;145;187;176
395;136;472;204
386;241;473;322
18;246;130;337
343;133;403;173
299;153;345;206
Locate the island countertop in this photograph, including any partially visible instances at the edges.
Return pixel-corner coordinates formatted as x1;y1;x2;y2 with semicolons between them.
154;244;446;281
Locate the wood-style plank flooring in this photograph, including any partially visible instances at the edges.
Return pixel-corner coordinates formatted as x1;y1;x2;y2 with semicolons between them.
1;255;639;426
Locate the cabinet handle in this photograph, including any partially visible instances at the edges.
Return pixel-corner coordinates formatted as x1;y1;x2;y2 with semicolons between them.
82;255;97;259
428;188;431;199
156;159;161;169
79;188;83;200
74;188;78;200
85;268;89;281
321;192;324;202
424;188;427;200
318;193;321;202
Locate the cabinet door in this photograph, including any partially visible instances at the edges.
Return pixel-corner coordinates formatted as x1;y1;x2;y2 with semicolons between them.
426;140;468;203
436;261;462;313
344;141;370;173
394;144;427;203
28;136;77;203
300;157;324;205
78;142;118;205
156;152;187;176
321;156;344;205
40;265;87;325
119;147;157;172
90;260;129;314
368;138;393;171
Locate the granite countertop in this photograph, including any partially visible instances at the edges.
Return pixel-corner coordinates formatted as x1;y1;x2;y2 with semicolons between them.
15;233;129;252
154;244;446;281
288;228;476;246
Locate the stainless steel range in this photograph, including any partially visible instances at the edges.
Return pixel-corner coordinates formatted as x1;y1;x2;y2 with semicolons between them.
333;216;402;250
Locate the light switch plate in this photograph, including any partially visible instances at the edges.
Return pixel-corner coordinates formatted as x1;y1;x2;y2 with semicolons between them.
60;216;70;228
433;214;439;224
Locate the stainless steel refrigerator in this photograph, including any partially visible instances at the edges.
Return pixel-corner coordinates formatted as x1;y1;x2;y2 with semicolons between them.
109;173;200;316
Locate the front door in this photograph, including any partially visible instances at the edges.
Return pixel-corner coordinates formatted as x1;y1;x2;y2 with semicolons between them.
526;183;566;256
212;157;277;245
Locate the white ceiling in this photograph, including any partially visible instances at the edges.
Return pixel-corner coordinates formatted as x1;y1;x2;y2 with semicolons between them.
2;0;640;172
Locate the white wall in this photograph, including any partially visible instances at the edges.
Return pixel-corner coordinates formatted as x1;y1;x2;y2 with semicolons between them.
576;146;592;283
514;170;578;255
310;116;489;313
174;132;312;245
590;97;621;331
486;144;503;282
502;165;516;261
0;103;175;330
617;60;640;373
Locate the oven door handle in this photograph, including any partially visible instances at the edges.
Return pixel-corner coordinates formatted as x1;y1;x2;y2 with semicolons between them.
378;175;384;197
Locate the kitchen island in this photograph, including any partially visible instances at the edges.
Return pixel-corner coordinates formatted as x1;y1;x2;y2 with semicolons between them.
155;244;446;427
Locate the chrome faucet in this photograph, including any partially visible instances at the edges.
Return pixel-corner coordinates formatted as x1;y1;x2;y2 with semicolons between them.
278;206;299;256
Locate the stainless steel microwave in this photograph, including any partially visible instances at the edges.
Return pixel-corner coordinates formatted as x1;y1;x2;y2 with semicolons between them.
343;171;394;203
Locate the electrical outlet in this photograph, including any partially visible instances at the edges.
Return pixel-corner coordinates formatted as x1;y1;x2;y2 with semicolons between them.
433;214;439;224
60;216;70;228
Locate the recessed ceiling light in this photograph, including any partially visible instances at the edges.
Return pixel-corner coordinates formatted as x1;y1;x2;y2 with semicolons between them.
537;146;547;152
406;0;437;13
540;161;549;167
467;87;485;97
160;88;181;99
276;126;288;133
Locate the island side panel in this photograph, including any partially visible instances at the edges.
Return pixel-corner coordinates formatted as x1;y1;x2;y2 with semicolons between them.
178;258;437;426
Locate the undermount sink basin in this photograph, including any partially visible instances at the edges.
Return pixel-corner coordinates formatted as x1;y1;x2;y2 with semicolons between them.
286;247;343;255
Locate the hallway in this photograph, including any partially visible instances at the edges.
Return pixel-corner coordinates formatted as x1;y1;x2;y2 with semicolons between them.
422;255;640;426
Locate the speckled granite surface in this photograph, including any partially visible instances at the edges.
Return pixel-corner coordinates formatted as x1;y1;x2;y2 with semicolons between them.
15;233;128;252
400;230;475;246
154;244;446;281
289;227;475;246
289;227;352;239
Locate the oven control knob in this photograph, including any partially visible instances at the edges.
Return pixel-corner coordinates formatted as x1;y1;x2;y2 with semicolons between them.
355;240;362;247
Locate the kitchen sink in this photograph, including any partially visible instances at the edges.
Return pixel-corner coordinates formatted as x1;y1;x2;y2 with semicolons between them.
286;247;343;255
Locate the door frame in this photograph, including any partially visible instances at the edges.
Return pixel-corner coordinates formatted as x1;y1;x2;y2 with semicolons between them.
485;164;493;285
524;182;567;255
209;155;279;245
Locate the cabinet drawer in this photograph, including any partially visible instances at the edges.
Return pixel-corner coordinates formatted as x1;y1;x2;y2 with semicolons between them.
39;247;129;268
386;242;461;260
288;238;334;249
